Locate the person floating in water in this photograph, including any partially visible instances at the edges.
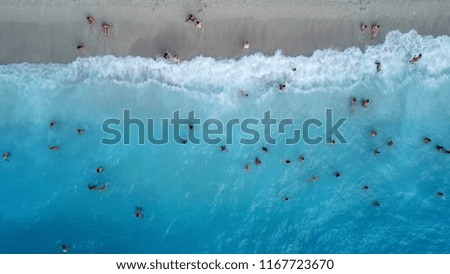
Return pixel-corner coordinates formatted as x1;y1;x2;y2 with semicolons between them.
351;97;357;114
180;138;187;144
245;164;251;173
374;148;380;156
98;183;109;192
328;139;336;145
189;124;194;131
255;157;262;166
77;128;85;135
102;24;111;38
282;196;290;201
61;244;71;253
96;166;104;173
371;130;378;137
279;84;286;91
3;152;10;161
437;192;444;198
362;185;369;190
135;207;144;219
285;159;291;164
50;121;56;128
372;200;380;207
299;154;305;162
371;24;380;40
262;147;269;153
240;90;249;97
360;24;367;33
307;176;320;182
375;61;381;72
410;54;422;64
436;145;444;151
334;171;341;178
444;150;450;154
48;145;59;151
388;140;394;148
86;16;95;29
362;99;370;108
88;183;97;191
172;55;180;64
220;145;228;152
424;137;432;144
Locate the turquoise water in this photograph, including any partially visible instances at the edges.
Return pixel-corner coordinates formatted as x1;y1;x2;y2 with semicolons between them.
0;30;449;253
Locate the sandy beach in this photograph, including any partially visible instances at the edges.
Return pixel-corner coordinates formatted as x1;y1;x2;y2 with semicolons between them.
0;0;450;64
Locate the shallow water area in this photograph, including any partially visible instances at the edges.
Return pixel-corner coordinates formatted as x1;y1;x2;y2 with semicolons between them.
0;30;449;253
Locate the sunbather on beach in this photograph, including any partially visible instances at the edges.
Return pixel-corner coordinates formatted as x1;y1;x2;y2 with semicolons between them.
360;24;367;33
195;21;203;29
371;25;380;40
186;14;197;22
103;24;111;38
87;16;95;29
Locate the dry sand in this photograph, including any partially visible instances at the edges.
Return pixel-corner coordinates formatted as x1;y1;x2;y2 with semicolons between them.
0;0;449;64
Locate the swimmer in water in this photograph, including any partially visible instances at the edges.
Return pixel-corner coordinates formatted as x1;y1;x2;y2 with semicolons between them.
135;207;144;219
61;244;71;253
374;148;380;156
351;97;357;114
375;61;381;72
220;145;228;152
307;176;320;182
262;147;269;153
437;192;444;198
444;150;450;154
88;183;97;191
279;84;286;91
424;137;432;143
410;54;422;64
372;200;380;207
362;99;370;108
334;171;341;178
285;159;291;164
245;164;251;173
50;121;56;128
371;130;378;137
240;90;249;97
3;152;10;161
189;124;194;131
436;145;444;151
98;183;109;192
77;128;85;135
328;139;336;145
96;166;104;173
180;138;187;144
299;154;305;162
388;140;394;148
255;157;262;166
48;146;59;151
362;185;369;190
282;196;290;201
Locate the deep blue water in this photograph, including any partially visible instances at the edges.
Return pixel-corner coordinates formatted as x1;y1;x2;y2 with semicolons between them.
0;31;449;253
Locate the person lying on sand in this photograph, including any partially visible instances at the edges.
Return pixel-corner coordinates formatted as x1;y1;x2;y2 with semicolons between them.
77;45;86;54
243;41;250;49
371;25;380;40
186;14;197;22
360;24;367;33
410;54;422;64
195;21;203;29
103;24;111;38
87;16;95;29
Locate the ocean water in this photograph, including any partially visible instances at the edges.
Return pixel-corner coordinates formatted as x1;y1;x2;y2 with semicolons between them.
0;30;449;254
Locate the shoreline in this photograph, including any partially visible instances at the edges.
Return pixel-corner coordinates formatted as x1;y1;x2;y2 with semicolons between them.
1;0;450;64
